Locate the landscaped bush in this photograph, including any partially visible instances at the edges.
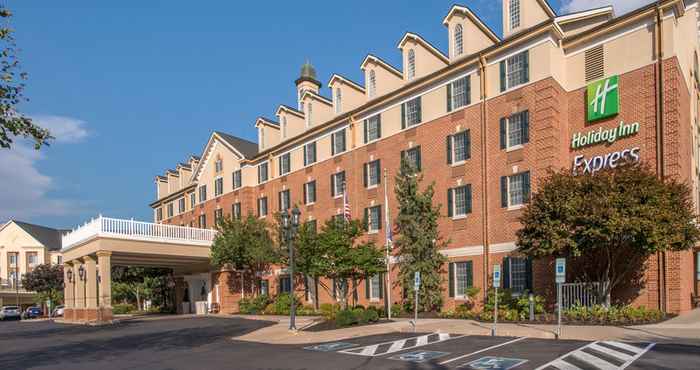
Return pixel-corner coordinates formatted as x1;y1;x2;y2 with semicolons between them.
113;303;135;315
335;309;358;327
239;295;273;314
260;293;302;315
362;308;379;323
320;303;340;319
390;303;403;318
564;304;664;324
483;289;545;321
366;305;385;318
353;308;367;324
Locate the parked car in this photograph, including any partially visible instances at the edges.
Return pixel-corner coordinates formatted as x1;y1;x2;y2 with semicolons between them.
52;305;64;317
0;306;21;321
21;306;42;319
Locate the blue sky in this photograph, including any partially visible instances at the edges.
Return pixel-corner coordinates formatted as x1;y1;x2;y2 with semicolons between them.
1;0;652;229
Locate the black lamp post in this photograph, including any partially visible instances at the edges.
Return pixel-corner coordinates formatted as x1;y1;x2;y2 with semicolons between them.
67;269;73;284
78;265;86;281
282;206;301;331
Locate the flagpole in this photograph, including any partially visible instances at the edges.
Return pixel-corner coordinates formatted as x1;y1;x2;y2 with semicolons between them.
383;168;392;320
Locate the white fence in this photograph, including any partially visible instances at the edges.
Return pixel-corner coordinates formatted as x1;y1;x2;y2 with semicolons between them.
61;216;216;251
561;281;605;309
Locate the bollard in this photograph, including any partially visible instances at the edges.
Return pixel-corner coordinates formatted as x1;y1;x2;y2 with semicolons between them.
529;293;534;321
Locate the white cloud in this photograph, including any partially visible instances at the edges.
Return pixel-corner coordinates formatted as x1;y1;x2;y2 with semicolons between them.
0;115;89;220
560;0;655;16
32;115;89;143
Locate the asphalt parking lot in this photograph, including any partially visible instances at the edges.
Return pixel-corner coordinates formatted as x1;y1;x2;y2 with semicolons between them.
0;317;698;370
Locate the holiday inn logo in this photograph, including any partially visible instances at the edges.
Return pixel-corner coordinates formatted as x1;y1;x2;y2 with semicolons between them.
587;75;620;122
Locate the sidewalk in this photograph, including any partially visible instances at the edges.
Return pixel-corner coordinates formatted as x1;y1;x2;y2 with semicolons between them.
232;310;700;346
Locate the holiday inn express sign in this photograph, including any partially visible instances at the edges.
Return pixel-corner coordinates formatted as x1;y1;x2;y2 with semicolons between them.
587;75;620;122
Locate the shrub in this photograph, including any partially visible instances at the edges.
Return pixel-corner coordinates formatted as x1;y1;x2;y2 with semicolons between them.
268;293;301;315
367;305;385;318
353;304;365;310
239;294;273;314
296;305;316;316
391;304;403;318
113;304;135;315
563;304;664;324
353;308;368;324
335;309;358;327
320;303;340;319
363;308;379;323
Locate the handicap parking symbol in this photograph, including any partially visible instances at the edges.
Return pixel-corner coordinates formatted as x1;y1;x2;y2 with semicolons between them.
462;356;528;370
389;350;449;363
303;342;358;352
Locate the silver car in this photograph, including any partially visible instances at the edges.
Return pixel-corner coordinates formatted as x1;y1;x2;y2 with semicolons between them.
0;306;21;321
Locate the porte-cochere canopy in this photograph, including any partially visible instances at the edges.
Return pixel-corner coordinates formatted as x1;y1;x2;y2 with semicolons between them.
61;216;216;323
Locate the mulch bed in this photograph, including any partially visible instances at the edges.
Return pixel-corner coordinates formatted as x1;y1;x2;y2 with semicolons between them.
303;319;395;332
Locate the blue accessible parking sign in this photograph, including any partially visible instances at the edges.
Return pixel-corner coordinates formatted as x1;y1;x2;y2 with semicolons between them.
389;350;449;363
303;342;358;352
463;356;528;370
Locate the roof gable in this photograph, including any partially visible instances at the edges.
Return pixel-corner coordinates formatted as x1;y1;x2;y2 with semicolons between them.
442;5;501;42
190;132;258;183
4;220;66;251
397;32;450;64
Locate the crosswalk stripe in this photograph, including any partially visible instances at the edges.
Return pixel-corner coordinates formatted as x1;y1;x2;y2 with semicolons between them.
338;333;463;357
588;343;633;362
602;341;644;355
360;344;379;356
438;333;450;341
571;350;619;370
548;359;582;370
416;335;429;346
387;340;407;353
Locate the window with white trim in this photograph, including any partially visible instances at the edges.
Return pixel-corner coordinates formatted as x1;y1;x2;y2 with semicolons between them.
447;130;471;165
365;205;381;233
335;88;342;114
198;185;207;203
407;49;416;80
279;189;290;212
331;129;346;155
501;171;531;208
447;76;470;111
258;197;268;217
232;170;242;190
401;146;422;172
304;142;317;166
190;193;196;208
198;214;207;229
306;102;313;127
232;202;241;219
304;181;316;205
453;261;473;298
402;97;422;128
365;159;381;188
156;207;163;222
448;184;472;218
167;202;174;218
331;171;345;197
214;177;223;197
178;197;185;214
502;257;531;295
501;51;529;91
214;208;223;225
258;162;269;184
500;111;529;150
364;115;381;143
279;153;291;176
369;274;381;300
454;24;463;57
215;159;223;173
368;70;377;98
509;0;521;30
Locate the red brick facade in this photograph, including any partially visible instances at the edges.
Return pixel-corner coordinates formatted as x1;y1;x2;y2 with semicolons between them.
161;57;696;314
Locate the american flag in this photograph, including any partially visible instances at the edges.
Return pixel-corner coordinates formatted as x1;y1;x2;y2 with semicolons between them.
343;183;351;221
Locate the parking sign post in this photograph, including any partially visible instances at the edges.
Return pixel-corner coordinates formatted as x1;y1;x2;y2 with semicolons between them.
555;258;566;339
413;271;420;332
492;265;501;337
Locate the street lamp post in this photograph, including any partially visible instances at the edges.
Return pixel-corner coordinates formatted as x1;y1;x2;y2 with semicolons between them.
283;206;301;331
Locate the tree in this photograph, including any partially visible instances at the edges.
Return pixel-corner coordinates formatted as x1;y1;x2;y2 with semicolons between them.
112;266;171;311
307;218;385;309
517;165;700;306
210;215;277;297
22;264;63;306
293;221;324;309
0;7;51;149
394;158;448;312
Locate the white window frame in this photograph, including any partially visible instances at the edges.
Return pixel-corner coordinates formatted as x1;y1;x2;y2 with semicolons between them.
369;274;381;301
505;112;526;151
367;205;381;234
178;197;186;214
451;131;469;166
366;160;380;189
335;88;342;114
198;185;207;204
332;171;345;198
368;70;377;98
454;24;463;57
451;78;469;110
304;142;317;166
509;0;521;30
404;98;421;127
407;49;416;80
233;170;242;190
258;162;269;184
508;257;528;295
453;262;471;299
214;176;224;197
507;173;527;209
366;115;381;143
279;189;291;211
156;207;163;222
505;52;527;90
214;159;223;173
258;197;268;218
279;153;291;176
332;129;346;156
232;202;241;219
304;181;316;205
404;146;421;171
452;185;470;219
167;202;174;218
190;193;196;208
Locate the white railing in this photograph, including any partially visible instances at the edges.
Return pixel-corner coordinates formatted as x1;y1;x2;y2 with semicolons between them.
561;281;604;309
0;279;30;293
61;215;216;251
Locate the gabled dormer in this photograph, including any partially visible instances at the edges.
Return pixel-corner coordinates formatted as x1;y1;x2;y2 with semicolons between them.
300;90;333;128
397;32;449;82
328;74;366;115
276;105;305;141
176;162;193;188
255;117;280;151
166;169;180;194
555;6;613;37
155;175;168;200
360;54;403;99
502;0;556;39
188;155;200;169
442;5;500;61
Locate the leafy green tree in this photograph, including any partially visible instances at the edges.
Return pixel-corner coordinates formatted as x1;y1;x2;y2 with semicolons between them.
394;158;448;312
310;218;385;309
112;266;170;311
517;165;700;306
22;263;63;306
210;215;277;297
294;221;324;309
0;7;51;149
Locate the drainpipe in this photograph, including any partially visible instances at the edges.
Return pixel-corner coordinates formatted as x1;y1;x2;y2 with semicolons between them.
479;56;490;303
655;2;668;313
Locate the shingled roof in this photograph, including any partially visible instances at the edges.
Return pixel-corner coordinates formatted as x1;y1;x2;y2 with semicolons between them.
214;131;259;159
10;221;69;251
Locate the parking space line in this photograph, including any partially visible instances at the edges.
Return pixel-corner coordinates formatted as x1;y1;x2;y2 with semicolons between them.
619;343;655;370
571;350;618;370
588;343;633;362
438;336;528;365
338;333;465;357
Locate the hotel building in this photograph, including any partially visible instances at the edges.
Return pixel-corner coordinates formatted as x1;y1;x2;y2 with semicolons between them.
61;0;700;323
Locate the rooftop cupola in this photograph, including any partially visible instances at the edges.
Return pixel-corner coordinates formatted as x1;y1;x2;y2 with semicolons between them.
295;60;321;110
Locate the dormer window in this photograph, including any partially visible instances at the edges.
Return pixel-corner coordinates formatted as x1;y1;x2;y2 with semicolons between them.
306;103;313;127
259;127;266;149
281;116;287;139
454;24;463;57
509;0;521;30
334;88;342;114
368;70;377;98
407;49;416;80
215;159;223;173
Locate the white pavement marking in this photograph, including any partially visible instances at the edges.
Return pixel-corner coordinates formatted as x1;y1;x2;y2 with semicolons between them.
338;333;465;357
535;341;655;370
438;337;528;365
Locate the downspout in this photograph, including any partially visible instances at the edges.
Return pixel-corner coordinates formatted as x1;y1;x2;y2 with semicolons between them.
655;2;668;313
479;56;490;303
